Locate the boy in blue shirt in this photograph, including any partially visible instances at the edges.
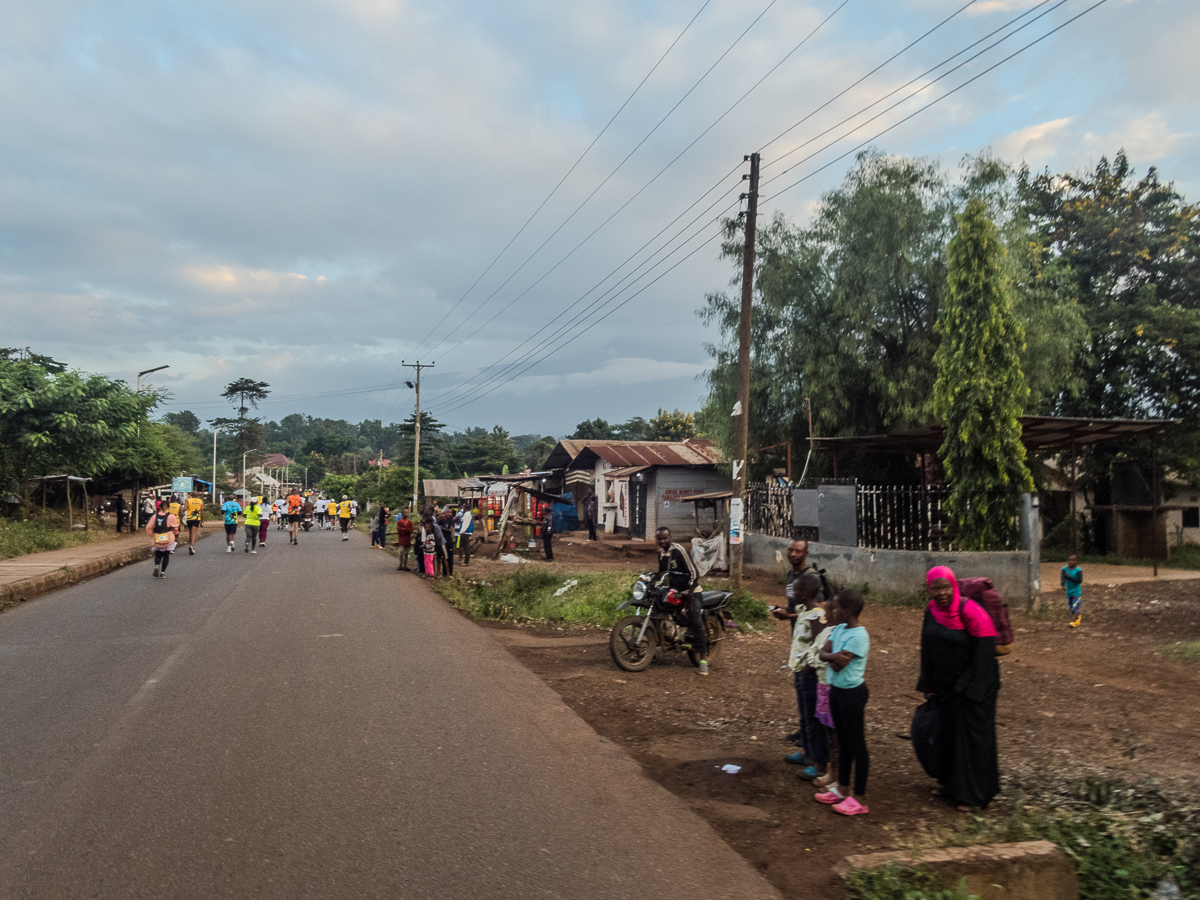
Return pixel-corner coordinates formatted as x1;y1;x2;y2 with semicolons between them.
815;589;870;816
1061;554;1083;628
220;494;243;553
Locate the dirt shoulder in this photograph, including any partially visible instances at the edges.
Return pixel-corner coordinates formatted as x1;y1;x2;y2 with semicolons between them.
455;534;1200;900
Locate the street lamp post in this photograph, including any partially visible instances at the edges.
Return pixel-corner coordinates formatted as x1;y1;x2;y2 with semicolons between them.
134;365;169;528
212;426;222;504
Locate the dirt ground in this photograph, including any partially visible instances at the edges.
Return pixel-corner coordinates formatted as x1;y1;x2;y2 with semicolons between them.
456;533;1200;900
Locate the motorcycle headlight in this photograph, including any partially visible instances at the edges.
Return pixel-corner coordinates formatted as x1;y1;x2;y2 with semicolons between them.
631;583;646;602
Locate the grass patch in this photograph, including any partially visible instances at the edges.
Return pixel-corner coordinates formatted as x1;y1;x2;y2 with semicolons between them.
429;568;773;629
1161;641;1200;665
0;512;117;560
862;781;1200;900
845;865;977;900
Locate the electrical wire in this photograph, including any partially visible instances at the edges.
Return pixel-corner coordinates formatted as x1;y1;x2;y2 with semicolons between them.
416;0;787;363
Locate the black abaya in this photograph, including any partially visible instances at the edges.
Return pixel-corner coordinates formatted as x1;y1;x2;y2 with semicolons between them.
916;608;1000;809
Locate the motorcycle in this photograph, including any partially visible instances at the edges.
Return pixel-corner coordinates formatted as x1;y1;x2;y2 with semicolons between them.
609;572;733;672
301;511;314;532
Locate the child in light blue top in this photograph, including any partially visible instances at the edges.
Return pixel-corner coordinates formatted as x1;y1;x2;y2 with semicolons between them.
815;590;871;815
1061;553;1083;628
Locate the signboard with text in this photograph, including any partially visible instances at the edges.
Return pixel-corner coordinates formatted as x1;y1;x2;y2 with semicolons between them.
172;476;194;494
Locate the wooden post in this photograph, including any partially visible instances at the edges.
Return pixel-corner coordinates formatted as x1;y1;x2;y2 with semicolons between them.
66;477;73;529
81;478;89;531
1151;434;1160;577
1069;441;1078;554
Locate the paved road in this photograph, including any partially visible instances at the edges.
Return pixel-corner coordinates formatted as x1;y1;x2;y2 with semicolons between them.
0;524;781;899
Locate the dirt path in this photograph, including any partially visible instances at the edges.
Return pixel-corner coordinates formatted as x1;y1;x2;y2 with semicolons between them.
462;537;1200;899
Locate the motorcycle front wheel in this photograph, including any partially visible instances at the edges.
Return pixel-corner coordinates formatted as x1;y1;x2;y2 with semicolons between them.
687;613;726;667
609;616;656;672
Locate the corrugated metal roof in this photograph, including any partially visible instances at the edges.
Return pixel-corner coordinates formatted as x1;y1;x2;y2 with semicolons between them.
544;438;723;470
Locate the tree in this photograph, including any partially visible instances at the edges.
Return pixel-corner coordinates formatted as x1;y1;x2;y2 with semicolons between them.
648;408;698;441
513;434;557;470
613;416;651;441
1021;151;1200;484
221;378;271;419
0;357;155;501
455;426;522;475
934;199;1034;550
164;410;201;433
571;418;614;440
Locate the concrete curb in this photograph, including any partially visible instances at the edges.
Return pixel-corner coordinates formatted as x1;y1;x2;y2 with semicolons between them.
0;544;152;613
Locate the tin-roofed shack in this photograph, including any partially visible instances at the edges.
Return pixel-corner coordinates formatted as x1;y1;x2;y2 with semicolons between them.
542;439;730;540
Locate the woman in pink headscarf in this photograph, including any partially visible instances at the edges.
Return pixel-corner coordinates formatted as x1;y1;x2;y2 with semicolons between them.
917;565;1000;810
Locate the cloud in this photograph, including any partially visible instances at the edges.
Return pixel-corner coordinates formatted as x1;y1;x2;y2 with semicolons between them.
1081;111;1194;163
993;116;1074;164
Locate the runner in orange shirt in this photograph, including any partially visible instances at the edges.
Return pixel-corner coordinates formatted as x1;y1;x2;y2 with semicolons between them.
287;490;303;545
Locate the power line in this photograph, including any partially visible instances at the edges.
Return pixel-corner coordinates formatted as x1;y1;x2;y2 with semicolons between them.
761;0;1067;177
426;2;1109;415
418;0;786;361
417;0;854;403
407;0;717;358
762;0;1108;200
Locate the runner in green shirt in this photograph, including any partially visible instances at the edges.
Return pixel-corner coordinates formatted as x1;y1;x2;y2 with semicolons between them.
244;499;263;554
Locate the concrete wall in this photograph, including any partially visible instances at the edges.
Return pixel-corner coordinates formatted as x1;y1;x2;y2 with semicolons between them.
744;533;1037;605
648;468;732;538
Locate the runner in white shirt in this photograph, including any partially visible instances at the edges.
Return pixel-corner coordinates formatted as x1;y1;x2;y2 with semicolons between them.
350;499;359;527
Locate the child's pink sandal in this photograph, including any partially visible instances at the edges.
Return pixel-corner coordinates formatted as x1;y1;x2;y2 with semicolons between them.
831;796;869;816
814;789;844;804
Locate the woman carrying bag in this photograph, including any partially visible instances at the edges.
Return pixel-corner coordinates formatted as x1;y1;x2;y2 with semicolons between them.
916;565;1000;811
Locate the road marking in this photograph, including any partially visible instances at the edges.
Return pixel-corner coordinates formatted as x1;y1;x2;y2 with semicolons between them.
318;633;344;638
127;645;190;707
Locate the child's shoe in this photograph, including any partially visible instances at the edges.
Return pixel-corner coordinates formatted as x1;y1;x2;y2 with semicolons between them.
812;771;836;789
814;787;844;804
831;796;869;816
784;750;812;765
797;766;823;781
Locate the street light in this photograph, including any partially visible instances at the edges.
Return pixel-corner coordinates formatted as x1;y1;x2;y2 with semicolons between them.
211;425;222;504
136;364;169;394
133;365;168;528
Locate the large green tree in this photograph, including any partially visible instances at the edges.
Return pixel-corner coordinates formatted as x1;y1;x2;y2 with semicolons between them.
934;199;1034;550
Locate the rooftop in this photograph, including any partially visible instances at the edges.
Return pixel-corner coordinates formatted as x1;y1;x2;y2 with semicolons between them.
544;438;723;470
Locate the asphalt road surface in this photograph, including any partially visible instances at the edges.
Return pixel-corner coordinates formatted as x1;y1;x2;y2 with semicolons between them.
0;524;782;900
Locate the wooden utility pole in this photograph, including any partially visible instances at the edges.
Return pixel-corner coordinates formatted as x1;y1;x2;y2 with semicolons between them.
403;361;433;514
730;153;760;590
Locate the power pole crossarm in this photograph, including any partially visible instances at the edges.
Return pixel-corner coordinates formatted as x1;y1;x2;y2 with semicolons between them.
730;153;760;590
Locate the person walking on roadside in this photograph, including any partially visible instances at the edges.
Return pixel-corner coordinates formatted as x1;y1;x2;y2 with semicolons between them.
140;493;155;530
395;509;414;570
541;504;554;561
184;491;205;555
220;494;242;552
146;500;179;578
274;496;287;531
243;497;263;553
326;498;338;530
350;498;358;527
338;495;352;541
286;490;303;545
114;494;127;533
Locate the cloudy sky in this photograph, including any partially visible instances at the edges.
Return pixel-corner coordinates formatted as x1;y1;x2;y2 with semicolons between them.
2;0;1195;437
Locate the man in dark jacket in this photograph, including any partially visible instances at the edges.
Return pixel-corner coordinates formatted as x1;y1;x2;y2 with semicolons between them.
542;505;554;560
655;527;707;675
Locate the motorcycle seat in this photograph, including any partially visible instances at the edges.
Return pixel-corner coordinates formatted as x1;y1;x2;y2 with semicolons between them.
698;590;728;609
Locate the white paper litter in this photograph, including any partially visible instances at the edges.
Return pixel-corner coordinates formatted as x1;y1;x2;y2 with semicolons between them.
718;764;741;774
553;579;579;597
499;554;525;564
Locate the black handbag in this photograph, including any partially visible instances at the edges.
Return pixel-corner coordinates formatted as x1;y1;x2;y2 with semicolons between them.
911;700;945;779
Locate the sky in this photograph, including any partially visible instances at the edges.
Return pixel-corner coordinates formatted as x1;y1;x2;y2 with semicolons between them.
2;0;1196;438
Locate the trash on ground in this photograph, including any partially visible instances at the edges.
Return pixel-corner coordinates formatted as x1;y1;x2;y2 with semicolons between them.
718;764;741;774
499;554;524;564
553;579;579;597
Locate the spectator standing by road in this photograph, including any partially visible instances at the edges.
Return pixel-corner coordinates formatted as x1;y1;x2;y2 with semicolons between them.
457;506;474;566
918;566;1000;811
655;527;704;674
784;574;829;780
584;490;598;542
375;507;390;549
816;590;871;816
395;510;414;571
146;501;179;578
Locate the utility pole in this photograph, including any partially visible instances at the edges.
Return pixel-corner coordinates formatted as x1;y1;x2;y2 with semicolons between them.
730;153;760;590
403;361;433;514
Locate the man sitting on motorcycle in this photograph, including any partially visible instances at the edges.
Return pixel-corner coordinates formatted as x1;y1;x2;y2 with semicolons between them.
655;527;708;676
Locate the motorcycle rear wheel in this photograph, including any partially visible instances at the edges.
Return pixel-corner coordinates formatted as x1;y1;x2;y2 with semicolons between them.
687;613;726;667
610;615;656;672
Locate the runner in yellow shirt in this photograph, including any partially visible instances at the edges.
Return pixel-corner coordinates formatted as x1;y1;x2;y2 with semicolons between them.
339;496;352;541
326;499;338;530
184;492;205;555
